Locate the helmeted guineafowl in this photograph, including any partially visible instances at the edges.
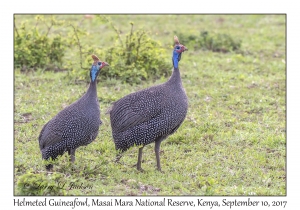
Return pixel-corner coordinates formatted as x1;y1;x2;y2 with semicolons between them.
38;55;109;171
108;36;188;171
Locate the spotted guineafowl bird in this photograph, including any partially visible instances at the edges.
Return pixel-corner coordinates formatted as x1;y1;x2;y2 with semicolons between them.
38;55;109;171
108;36;188;171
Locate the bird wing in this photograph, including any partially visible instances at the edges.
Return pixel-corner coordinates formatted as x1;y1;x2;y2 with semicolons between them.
109;86;167;133
38;107;87;149
38;120;64;150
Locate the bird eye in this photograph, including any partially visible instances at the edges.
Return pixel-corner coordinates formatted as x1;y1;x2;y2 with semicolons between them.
98;62;102;65
176;46;180;50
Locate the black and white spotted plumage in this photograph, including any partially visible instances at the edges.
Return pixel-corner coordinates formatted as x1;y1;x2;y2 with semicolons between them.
38;55;108;171
108;36;188;171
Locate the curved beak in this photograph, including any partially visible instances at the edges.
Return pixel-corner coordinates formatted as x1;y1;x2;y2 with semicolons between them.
103;62;109;67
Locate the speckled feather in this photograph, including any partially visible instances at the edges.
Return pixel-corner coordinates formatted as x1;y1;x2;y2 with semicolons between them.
38;89;102;160
109;54;188;152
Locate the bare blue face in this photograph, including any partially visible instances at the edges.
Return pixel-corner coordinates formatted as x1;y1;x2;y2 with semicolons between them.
172;47;181;69
90;62;103;82
172;45;186;68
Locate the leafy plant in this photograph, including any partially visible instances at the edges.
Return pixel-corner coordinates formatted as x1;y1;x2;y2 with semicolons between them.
198;176;218;195
15;15;172;84
14;15;66;70
82;19;172;84
105;25;171;83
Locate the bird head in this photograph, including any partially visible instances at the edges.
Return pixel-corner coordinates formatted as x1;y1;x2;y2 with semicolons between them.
90;54;109;82
172;36;188;69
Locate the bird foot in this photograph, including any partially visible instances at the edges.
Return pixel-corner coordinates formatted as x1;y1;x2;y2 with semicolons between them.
157;167;164;173
115;154;123;163
46;164;53;172
115;158;121;164
133;163;145;172
137;167;145;172
70;156;75;163
46;168;53;173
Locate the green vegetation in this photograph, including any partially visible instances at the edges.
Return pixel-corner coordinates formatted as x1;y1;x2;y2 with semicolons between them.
14;14;286;196
14;16;66;70
176;31;242;52
17;171;66;195
100;23;171;84
14;15;171;84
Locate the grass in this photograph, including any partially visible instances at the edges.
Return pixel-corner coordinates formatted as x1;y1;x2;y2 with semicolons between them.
14;14;286;195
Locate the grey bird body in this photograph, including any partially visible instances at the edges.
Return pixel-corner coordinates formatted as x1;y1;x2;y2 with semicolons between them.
110;69;188;152
109;36;188;171
38;55;108;171
39;83;101;161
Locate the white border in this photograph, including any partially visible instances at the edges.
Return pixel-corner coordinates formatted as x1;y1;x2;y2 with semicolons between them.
2;0;298;209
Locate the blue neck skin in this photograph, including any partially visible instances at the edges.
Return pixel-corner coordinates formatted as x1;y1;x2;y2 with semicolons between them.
86;65;100;97
172;50;180;69
90;65;100;82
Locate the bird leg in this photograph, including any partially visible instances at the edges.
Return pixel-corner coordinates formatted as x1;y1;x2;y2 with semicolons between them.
137;146;144;171
155;139;163;172
68;149;76;163
44;156;54;172
115;153;123;163
46;164;53;172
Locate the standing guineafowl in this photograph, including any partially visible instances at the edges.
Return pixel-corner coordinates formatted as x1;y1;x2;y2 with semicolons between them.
38;55;109;171
108;36;188;171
